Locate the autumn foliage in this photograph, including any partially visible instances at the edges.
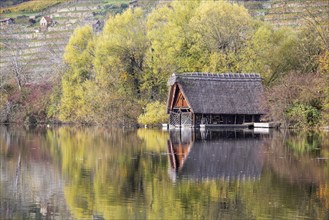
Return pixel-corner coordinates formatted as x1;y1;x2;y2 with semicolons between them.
1;0;328;127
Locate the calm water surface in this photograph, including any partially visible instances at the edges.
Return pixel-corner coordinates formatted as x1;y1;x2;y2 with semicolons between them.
0;126;328;219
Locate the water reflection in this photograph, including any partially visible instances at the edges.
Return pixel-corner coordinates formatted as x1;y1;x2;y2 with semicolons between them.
0;126;69;219
0;126;328;219
264;131;329;185
168;129;266;181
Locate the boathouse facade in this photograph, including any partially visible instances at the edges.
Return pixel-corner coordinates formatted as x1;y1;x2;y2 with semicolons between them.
167;73;264;127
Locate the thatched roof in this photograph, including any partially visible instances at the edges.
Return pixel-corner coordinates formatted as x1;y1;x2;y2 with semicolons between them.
167;73;264;115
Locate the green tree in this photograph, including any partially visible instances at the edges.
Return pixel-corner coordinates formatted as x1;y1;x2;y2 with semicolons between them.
319;51;329;124
144;0;254;99
94;8;148;98
59;25;95;122
241;24;323;83
286;103;321;128
49;0;328;127
190;1;253;72
91;8;147;125
144;0;205;101
138;101;168;126
241;26;300;82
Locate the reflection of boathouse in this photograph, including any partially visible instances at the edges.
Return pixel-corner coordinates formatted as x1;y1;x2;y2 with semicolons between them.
167;129;265;181
167;73;264;128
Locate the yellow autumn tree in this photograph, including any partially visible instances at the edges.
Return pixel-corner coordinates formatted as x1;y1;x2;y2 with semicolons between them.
94;7;148;97
137;101;168;126
59;25;95;122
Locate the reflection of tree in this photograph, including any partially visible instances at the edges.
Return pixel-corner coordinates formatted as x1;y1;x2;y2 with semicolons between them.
54;128;255;218
0;126;68;219
56;127;148;219
318;183;329;210
239;170;321;219
137;129;169;152
264;131;328;184
2;127;328;219
51;128;329;219
238;130;329;219
286;131;321;155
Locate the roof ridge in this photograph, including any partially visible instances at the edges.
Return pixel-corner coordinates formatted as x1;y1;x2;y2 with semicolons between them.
167;73;262;85
178;72;261;79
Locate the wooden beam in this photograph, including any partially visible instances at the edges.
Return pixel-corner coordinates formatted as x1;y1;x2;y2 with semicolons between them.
169;84;177;110
177;83;194;113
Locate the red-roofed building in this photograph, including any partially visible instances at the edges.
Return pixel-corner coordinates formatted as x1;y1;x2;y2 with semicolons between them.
40;16;52;27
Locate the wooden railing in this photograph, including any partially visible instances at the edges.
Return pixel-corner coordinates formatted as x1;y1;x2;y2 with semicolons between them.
169;112;192;127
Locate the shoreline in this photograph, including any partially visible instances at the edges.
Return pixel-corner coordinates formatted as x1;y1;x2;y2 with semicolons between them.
1;122;329;132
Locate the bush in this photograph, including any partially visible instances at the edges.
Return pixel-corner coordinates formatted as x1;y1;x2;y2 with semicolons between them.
138;101;168;126
286;103;321;128
120;3;128;9
4;84;53;123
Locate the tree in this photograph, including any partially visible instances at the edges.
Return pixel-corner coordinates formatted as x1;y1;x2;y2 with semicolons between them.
241;26;301;83
94;8;148;98
56;9;148;125
59;25;95;122
319;51;329;124
190;1;252;53
1;27;31;91
50;0;328;127
143;0;201;100
144;0;255;99
137;101;168;126
191;1;253;73
300;0;329;124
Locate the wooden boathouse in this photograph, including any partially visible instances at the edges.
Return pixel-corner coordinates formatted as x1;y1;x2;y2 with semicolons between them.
167;73;264;128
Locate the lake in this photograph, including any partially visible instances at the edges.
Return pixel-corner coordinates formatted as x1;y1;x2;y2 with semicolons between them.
0;126;328;219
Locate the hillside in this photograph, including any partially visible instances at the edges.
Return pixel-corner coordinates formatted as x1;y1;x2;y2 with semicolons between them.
0;0;69;14
0;0;29;8
264;0;329;27
158;0;328;27
0;0;129;84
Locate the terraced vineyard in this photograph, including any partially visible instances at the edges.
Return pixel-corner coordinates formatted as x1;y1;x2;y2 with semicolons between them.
157;0;328;26
0;0;129;84
264;0;329;27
